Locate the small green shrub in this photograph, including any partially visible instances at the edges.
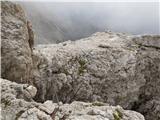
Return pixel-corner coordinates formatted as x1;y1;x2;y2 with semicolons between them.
1;98;11;108
78;59;87;75
113;108;123;120
116;109;123;118
78;59;86;66
15;110;25;120
92;101;105;106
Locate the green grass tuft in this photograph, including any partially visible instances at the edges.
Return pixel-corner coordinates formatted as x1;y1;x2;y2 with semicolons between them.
15;110;25;120
113;108;123;120
78;59;87;75
92;101;105;106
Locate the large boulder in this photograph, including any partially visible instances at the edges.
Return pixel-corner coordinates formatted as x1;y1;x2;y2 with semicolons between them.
1;78;144;120
1;78;52;120
34;32;160;119
1;1;34;84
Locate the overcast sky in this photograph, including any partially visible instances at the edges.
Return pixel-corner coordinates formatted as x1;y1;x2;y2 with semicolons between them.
17;0;159;2
20;1;159;43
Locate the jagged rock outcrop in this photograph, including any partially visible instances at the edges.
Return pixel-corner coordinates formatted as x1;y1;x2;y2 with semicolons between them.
34;32;160;120
1;78;51;120
131;35;160;120
1;78;144;120
1;1;34;84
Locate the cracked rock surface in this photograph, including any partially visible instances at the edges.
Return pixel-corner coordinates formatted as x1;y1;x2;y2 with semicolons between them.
1;78;144;120
1;1;35;84
34;32;160;120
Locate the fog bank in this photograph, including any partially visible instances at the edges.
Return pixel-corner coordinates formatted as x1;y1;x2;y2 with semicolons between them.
20;2;159;44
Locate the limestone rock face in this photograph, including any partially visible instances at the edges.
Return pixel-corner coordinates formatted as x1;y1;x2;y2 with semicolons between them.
1;78;144;120
34;32;160;119
1;78;37;102
43;101;145;120
1;1;34;83
131;35;160;120
1;78;52;120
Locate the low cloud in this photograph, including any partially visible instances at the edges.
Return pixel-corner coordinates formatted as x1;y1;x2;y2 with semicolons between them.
20;2;159;43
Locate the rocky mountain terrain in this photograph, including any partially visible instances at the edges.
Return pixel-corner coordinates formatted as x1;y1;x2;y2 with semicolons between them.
1;1;160;120
1;78;144;120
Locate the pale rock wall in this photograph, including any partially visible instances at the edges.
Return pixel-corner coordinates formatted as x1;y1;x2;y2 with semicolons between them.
34;32;160;120
1;1;34;84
